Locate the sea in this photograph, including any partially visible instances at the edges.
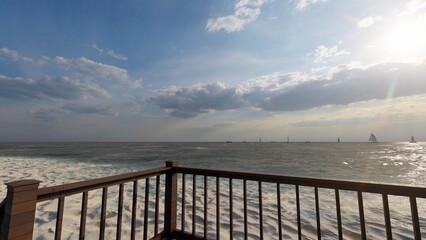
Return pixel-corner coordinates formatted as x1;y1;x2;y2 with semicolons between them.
1;142;425;239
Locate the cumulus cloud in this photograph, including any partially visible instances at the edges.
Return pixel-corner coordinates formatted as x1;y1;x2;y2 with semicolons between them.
55;56;141;88
147;82;245;118
294;0;327;11
92;44;128;61
0;47;34;64
305;45;350;63
149;62;426;117
357;16;382;28
0;75;109;101
206;0;269;33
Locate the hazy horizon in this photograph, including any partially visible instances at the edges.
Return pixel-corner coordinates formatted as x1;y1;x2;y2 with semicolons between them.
1;0;425;142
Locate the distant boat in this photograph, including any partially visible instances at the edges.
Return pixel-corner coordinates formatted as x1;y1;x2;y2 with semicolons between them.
337;137;340;143
242;136;247;143
304;136;311;143
409;136;417;143
226;135;232;143
287;136;290;143
368;133;378;143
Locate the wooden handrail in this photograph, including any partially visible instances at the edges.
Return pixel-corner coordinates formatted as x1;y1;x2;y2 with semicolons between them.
174;166;426;197
37;166;170;201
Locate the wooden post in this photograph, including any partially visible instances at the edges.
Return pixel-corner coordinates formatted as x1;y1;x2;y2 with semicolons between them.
164;161;178;237
1;179;41;240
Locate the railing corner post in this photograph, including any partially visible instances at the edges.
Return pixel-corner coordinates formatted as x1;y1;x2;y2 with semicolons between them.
164;161;178;237
1;179;41;240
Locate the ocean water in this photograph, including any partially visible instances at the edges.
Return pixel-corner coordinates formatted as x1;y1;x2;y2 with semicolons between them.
1;142;426;239
1;142;425;185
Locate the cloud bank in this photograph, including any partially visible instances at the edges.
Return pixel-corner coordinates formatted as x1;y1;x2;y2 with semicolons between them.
149;61;426;117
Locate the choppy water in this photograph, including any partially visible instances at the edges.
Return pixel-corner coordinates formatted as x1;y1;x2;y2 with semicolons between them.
1;142;426;239
1;142;425;185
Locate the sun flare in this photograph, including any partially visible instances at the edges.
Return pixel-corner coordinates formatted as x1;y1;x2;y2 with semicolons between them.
379;17;426;61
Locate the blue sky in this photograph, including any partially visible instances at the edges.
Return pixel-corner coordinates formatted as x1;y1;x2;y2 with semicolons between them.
1;0;426;141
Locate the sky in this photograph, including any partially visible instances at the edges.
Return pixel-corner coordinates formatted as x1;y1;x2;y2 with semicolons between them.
1;0;426;142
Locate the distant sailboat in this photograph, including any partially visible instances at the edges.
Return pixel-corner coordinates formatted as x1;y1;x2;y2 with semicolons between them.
242;136;247;143
304;136;311;143
368;133;378;143
409;136;417;143
337;137;340;143
287;136;290;143
226;135;232;143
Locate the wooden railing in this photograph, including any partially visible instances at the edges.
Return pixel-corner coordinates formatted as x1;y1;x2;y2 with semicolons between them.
1;161;426;240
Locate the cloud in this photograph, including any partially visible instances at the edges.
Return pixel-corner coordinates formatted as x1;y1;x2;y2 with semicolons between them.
294;0;327;11
206;0;269;33
149;61;426;117
305;45;350;63
55;56;141;88
147;82;245;118
257;62;426;111
400;0;426;15
92;44;128;61
357;16;382;28
0;47;34;64
62;103;118;116
0;75;109;101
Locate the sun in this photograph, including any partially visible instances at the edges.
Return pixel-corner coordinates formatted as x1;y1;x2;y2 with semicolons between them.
379;16;426;61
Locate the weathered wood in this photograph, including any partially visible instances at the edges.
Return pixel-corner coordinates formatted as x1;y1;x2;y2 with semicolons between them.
229;178;233;240
258;181;263;240
164;161;178;237
203;176;208;239
181;174;186;231
1;180;40;240
243;179;247;240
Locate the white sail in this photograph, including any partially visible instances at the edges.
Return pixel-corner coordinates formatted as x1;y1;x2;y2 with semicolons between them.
410;136;417;143
369;133;378;143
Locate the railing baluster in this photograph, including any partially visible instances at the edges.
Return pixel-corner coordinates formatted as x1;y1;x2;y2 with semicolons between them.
204;175;208;239
80;191;88;240
55;196;65;240
296;185;301;240
230;178;234;240
99;187;108;240
277;183;282;240
117;184;124;240
131;180;138;240
382;194;392;240
244;179;248;240
315;187;321;240
357;191;366;240
335;189;342;240
259;181;263;240
216;177;221;240
192;174;197;235
155;175;160;236
181;174;186;231
410;196;421;240
143;178;150;240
